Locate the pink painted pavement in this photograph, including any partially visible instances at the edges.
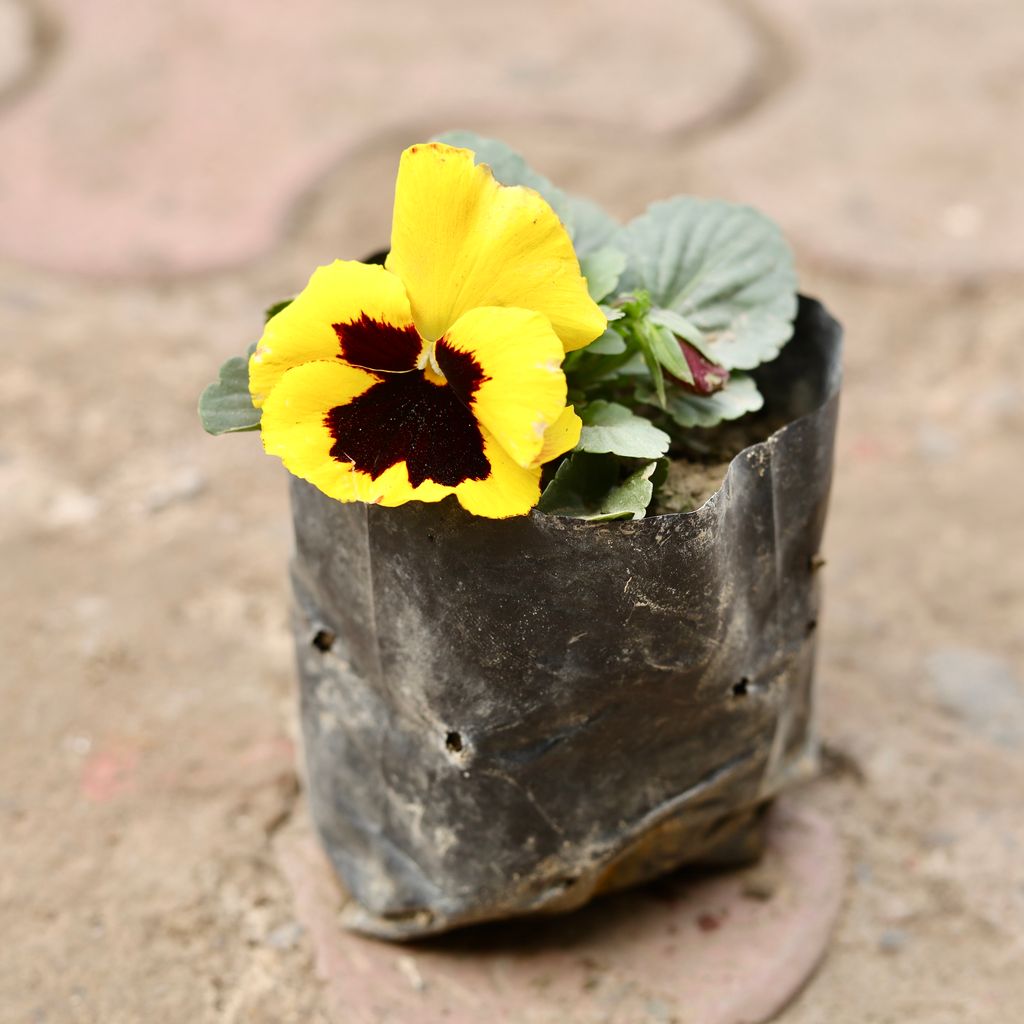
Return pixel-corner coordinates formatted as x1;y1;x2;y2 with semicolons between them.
275;800;845;1024
0;0;751;276
4;1;1020;279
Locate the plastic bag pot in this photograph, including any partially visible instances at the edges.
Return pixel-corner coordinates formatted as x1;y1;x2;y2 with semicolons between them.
288;296;842;940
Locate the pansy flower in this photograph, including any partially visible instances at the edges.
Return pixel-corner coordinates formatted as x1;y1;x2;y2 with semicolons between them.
250;143;605;519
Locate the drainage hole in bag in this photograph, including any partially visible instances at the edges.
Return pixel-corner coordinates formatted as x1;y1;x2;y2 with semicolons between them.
311;629;336;652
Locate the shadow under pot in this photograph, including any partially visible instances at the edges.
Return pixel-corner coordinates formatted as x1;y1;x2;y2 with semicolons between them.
288;295;843;940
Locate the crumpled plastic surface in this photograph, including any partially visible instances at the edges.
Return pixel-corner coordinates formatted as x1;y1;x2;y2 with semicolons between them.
288;297;843;939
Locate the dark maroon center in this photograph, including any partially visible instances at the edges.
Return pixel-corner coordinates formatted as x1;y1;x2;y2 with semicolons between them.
325;343;490;488
333;313;422;372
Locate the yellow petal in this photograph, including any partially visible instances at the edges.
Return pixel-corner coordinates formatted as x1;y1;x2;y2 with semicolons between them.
438;306;568;469
260;360;377;501
530;405;582;468
260;361;454;506
249;260;421;408
360;462;455;508
454;427;542;519
386;143;606;352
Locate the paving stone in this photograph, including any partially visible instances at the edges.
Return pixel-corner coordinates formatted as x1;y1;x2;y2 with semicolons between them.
878;928;909;955
274;799;845;1024
658;0;1024;278
926;647;1024;749
0;0;755;276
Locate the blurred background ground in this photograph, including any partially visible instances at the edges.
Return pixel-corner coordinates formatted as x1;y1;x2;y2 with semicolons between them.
2;1;1023;1021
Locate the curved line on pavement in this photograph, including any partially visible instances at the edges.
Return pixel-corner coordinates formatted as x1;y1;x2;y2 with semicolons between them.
0;0;62;112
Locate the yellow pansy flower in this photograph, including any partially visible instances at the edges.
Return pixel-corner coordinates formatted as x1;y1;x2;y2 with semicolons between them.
249;143;605;519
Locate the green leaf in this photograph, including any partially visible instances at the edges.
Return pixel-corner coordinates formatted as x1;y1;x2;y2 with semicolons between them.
619;197;797;370
632;326;667;407
199;355;261;435
649;307;732;373
538;453;658;521
584;327;628;355
265;298;293;321
639;373;764;429
648;307;704;348
645;322;694;385
564;348;644;393
609;352;649;377
578;400;671;459
580;246;627;303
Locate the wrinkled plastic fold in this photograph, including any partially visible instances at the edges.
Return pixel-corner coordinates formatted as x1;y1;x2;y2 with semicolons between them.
289;296;843;940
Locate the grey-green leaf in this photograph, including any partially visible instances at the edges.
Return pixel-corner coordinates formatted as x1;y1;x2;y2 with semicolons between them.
199;355;261;435
578;400;671;459
580;246;627;303
538;453;658;521
639;373;765;429
619;197;797;371
564;194;621;257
